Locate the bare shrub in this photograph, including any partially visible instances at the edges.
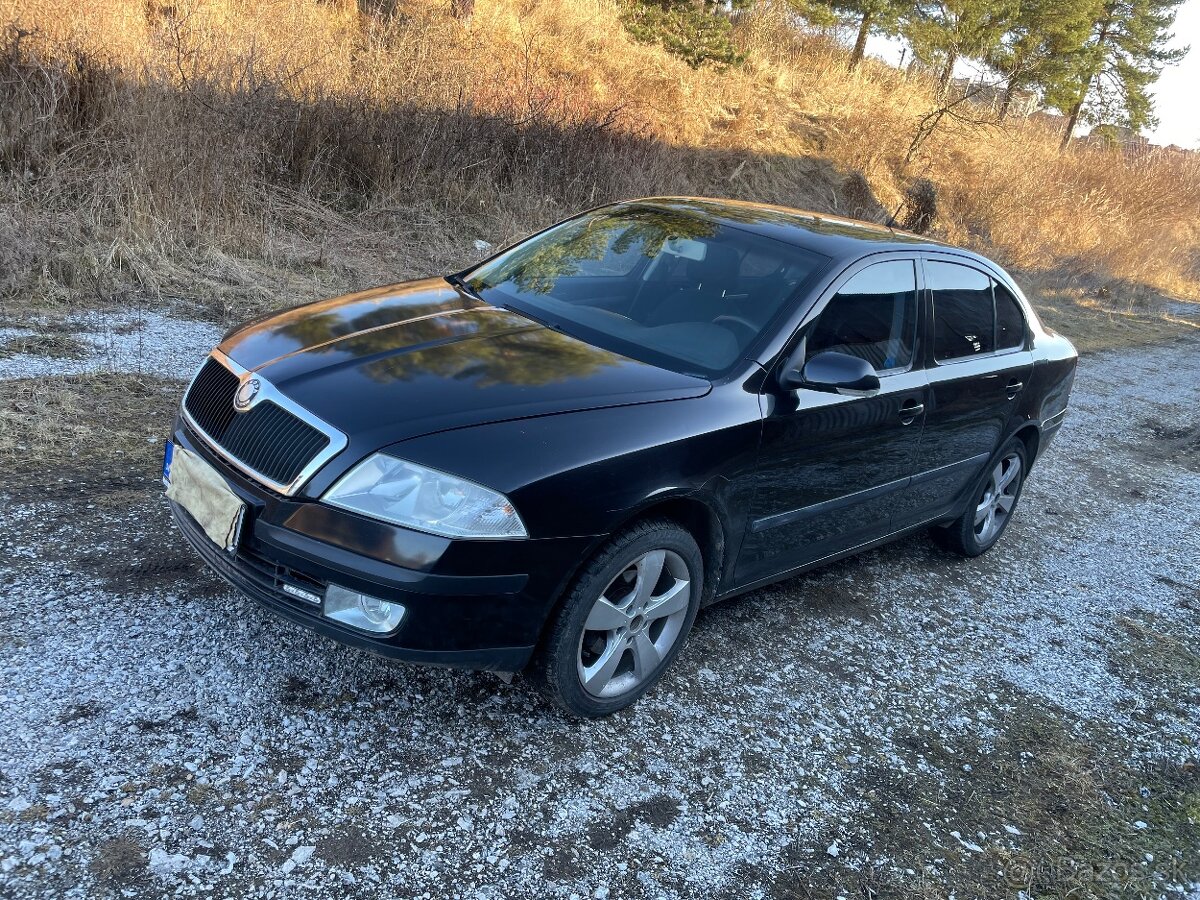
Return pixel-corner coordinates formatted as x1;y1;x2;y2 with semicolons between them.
898;178;938;235
840;170;885;222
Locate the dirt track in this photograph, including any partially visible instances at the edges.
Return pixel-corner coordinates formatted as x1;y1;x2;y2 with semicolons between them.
0;315;1197;899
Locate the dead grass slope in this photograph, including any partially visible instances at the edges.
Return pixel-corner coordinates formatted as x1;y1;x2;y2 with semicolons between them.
0;0;1196;334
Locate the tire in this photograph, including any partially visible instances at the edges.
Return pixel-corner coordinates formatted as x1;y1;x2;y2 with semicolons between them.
532;519;703;718
935;437;1028;558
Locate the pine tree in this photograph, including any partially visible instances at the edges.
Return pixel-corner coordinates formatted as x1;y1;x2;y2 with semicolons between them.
820;0;910;70
1049;0;1188;148
987;0;1101;119
904;0;1019;97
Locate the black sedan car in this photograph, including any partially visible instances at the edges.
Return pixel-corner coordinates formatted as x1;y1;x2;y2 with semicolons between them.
165;198;1077;716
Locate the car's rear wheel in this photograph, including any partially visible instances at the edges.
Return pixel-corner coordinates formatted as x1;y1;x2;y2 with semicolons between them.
935;437;1027;557
533;520;702;717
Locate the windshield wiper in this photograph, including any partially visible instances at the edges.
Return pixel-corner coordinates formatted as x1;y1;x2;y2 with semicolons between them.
445;273;484;303
446;274;566;332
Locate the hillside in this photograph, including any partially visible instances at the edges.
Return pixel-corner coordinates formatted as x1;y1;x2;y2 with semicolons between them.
1;0;1197;346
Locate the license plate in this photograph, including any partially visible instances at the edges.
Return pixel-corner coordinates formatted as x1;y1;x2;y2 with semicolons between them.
164;441;246;552
162;440;175;486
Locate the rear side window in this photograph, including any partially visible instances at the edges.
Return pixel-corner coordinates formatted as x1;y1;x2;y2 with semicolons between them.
994;281;1027;350
807;259;918;373
929;261;994;361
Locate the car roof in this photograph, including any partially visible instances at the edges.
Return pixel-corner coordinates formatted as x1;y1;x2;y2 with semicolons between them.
613;196;972;264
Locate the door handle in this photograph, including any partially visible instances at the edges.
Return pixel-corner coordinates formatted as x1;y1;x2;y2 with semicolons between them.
899;401;924;423
1006;380;1024;399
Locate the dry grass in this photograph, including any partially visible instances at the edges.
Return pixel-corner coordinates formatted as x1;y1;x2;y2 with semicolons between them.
0;373;177;475
0;330;88;358
0;0;1196;332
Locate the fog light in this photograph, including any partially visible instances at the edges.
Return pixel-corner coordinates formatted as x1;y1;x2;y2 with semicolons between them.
323;584;405;633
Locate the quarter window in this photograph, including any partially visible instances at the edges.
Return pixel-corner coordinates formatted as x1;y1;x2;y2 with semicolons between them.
806;260;918;373
929;262;995;361
994;281;1027;350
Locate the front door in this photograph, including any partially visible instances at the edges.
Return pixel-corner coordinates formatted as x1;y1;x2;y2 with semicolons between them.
736;257;929;585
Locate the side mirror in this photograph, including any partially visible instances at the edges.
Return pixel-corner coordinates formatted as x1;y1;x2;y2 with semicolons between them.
779;350;881;396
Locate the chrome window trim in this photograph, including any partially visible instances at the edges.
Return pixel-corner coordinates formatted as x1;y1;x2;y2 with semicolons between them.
181;349;348;496
929;343;1027;368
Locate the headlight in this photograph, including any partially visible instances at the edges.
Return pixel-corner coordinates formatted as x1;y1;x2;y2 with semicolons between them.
323;454;527;539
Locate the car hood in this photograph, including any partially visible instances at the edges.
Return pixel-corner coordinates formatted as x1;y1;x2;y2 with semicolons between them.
218;278;711;452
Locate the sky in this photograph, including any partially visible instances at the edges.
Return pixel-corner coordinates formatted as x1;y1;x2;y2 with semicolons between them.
1148;0;1200;148
864;0;1200;149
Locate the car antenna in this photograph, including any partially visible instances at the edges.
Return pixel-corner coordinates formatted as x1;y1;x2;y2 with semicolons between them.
885;201;904;230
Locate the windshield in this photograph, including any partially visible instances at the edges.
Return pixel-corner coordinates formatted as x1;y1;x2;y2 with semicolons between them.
464;206;828;377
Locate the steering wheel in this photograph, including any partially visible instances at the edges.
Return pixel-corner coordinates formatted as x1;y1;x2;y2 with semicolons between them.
712;315;759;346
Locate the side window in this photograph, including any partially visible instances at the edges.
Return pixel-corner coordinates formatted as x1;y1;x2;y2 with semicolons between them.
929;261;994;361
994;281;1026;350
806;260;918;373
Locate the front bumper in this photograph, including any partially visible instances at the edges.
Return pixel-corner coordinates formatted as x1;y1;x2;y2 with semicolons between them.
169;419;597;671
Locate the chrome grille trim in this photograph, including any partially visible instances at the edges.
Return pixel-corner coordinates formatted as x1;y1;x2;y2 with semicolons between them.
181;349;348;496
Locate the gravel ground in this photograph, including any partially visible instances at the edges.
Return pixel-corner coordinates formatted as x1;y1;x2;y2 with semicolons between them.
0;311;221;380
0;321;1197;899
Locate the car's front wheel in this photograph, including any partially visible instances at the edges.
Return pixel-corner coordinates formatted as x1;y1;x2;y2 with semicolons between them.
533;520;703;717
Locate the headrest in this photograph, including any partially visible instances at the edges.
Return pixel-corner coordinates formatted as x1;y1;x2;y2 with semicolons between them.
686;243;741;291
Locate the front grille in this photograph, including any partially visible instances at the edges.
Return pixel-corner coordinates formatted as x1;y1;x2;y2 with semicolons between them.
185;357;240;437
184;357;331;488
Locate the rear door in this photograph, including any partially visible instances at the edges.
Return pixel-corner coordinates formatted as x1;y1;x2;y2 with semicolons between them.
897;256;1034;526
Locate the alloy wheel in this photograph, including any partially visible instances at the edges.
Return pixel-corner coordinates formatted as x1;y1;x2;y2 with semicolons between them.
974;452;1022;544
576;549;691;699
